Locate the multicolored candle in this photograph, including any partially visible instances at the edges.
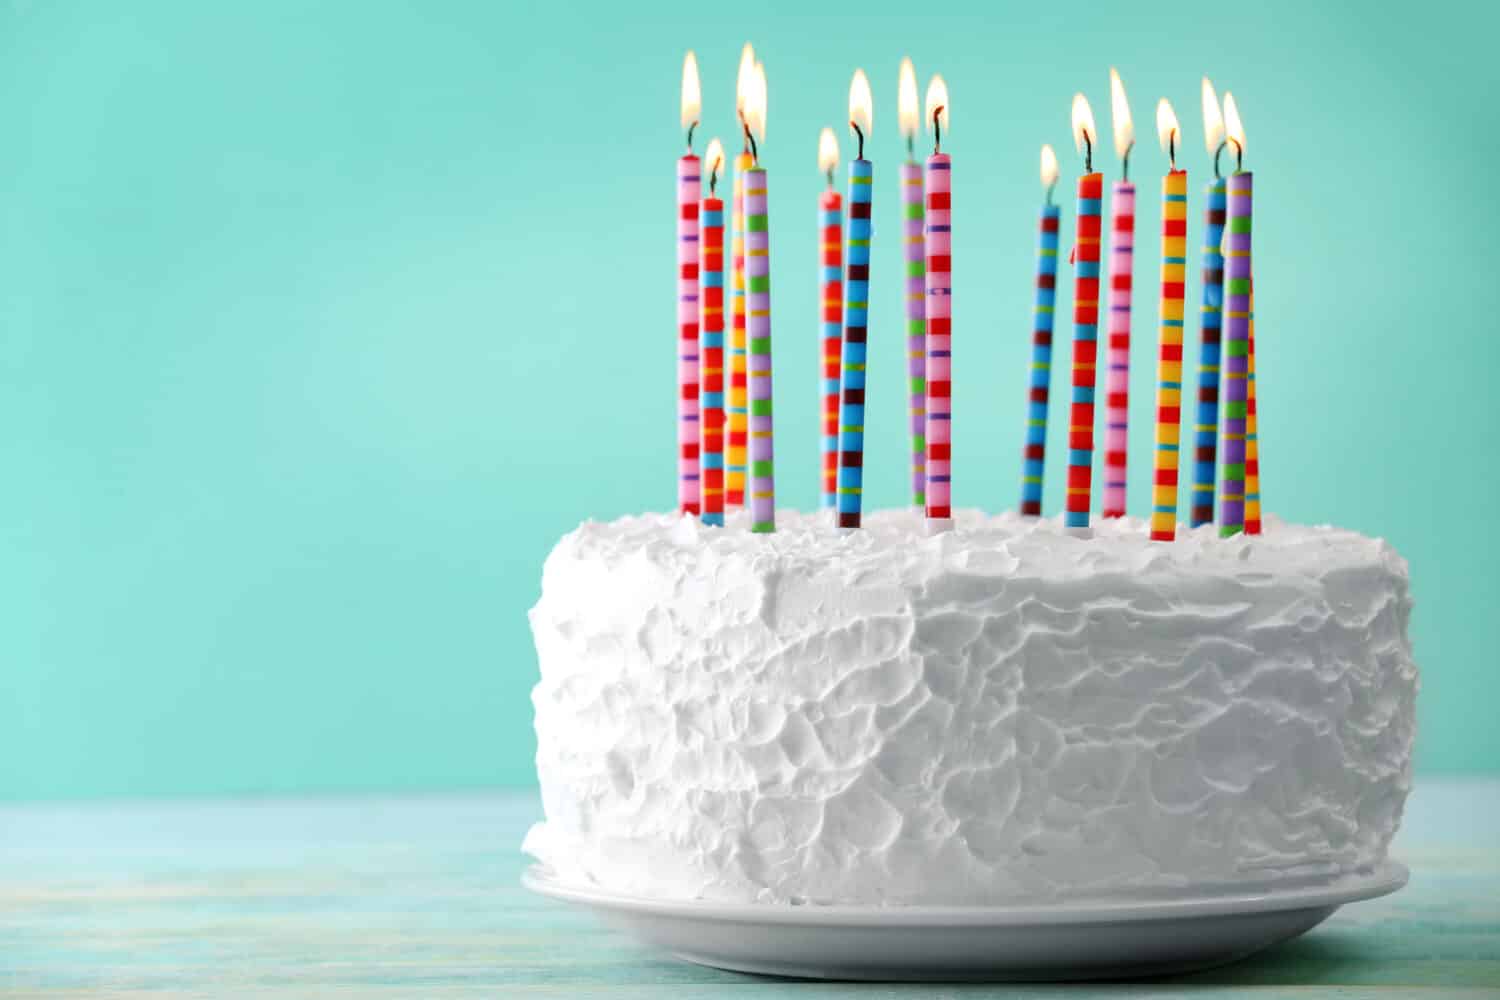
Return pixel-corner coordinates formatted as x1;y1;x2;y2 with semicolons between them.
727;44;756;509
923;74;952;525
1020;145;1060;517
1149;100;1187;542
1244;280;1261;533
728;146;752;507
1218;93;1252;537
742;63;775;533
1065;94;1103;531
700;139;727;526
1191;78;1227;528
836;69;874;529
898;57;927;508
676;52;702;516
817;128;843;511
1101;68;1135;520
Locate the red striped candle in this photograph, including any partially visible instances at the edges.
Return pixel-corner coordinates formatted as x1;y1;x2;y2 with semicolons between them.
818;129;843;512
1065;94;1101;531
700;140;727;527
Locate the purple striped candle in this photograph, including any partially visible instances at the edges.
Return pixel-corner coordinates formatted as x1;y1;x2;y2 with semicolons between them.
1218;169;1252;536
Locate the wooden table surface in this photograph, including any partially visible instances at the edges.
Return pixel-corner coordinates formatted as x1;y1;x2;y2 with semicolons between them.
2;778;1496;998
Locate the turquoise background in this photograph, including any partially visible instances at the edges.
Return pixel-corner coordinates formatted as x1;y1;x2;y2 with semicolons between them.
2;0;1495;800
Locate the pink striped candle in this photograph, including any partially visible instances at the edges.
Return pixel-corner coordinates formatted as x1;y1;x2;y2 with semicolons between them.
923;76;952;524
676;152;701;516
1102;179;1134;518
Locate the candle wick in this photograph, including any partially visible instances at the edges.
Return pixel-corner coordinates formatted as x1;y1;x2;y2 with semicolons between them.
1046;180;1056;207
710;160;720;196
906;133;914;160
931;106;944;155
1230;137;1243;173
1121;140;1133;183
1213;140;1226;180
1169;129;1177;172
742;117;759;165
826;168;834;190
850;120;865;161
1083;130;1093;175
686;120;698;153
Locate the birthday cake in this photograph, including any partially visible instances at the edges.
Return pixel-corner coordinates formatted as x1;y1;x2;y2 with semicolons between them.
523;509;1417;906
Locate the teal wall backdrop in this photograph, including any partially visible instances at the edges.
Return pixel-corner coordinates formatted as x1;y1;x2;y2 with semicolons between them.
2;1;1496;800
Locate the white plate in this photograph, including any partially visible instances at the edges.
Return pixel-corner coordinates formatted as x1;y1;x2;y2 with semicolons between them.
523;861;1407;981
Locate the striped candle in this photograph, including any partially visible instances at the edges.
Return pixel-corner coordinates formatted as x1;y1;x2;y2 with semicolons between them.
1065;171;1104;530
700;191;726;526
1101;180;1134;518
836;157;873;529
901;160;927;508
727;150;753;508
676;153;701;516
1218;170;1253;536
1190;178;1227;527
1244;279;1261;534
923;152;953;522
744;165;775;533
1020;203;1060;516
819;188;843;510
1150;168;1188;541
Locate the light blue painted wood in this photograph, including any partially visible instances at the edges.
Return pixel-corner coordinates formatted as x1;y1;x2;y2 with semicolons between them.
0;780;1496;996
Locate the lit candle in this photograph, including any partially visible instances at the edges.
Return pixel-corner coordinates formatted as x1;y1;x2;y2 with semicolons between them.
899;57;928;509
923;74;953;526
836;69;873;529
1218;92;1252;537
728;44;756;509
700;139;727;527
742;63;776;534
818;127;843;512
1149;100;1187;542
1101;68;1135;519
676;52;702;517
1190;78;1227;528
1020;145;1061;517
1065;94;1103;531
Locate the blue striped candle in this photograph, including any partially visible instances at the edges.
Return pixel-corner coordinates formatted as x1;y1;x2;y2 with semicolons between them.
1021;205;1060;516
836;157;873;528
1190;178;1227;527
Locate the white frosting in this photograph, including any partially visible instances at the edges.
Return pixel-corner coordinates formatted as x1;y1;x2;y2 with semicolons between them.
524;509;1417;905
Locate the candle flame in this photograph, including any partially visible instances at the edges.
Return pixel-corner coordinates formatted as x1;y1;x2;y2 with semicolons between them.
1223;91;1246;159
848;68;873;141
1071;93;1097;160
681;51;701;132
1156;98;1180;157
735;43;756;115
925;74;949;134
1040;143;1059;188
817;126;839;174
898;57;919;141
1109;67;1133;160
1201;77;1225;156
743;62;767;146
705;137;725;181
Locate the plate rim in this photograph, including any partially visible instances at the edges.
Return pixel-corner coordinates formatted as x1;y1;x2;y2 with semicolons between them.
522;858;1408;927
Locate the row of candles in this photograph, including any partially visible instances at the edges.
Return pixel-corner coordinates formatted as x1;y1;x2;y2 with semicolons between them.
674;45;1258;539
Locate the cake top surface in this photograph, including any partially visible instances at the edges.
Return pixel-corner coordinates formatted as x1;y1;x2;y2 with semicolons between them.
548;508;1405;585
